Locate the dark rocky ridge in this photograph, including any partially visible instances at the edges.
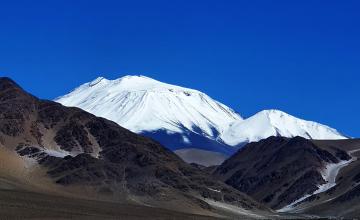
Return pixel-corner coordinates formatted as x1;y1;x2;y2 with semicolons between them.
289;139;360;218
0;77;267;216
213;136;351;209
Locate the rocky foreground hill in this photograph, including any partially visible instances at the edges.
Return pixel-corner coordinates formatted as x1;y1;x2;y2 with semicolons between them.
0;77;273;219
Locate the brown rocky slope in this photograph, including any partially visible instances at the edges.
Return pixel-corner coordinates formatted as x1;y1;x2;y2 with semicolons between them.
0;77;270;218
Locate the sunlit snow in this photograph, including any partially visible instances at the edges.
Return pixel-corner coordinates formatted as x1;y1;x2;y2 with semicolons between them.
221;109;346;146
56;75;241;139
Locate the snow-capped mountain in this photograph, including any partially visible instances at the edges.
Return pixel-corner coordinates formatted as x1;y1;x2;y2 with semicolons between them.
56;75;347;165
56;75;242;157
221;110;346;146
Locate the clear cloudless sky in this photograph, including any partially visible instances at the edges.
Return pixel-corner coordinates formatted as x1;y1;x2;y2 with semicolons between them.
0;0;359;137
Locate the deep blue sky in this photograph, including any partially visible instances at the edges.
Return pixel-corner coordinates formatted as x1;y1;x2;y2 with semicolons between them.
0;0;359;137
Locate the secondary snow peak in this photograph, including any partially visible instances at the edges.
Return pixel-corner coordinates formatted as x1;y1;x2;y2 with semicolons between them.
220;109;346;146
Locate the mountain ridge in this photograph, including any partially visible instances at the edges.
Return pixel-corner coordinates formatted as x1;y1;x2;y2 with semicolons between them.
56;75;347;165
213;136;352;209
212;136;360;218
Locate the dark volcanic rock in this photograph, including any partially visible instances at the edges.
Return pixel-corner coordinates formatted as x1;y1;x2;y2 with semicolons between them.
55;123;93;153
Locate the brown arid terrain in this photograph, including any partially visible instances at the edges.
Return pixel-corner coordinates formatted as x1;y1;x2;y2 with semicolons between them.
0;77;277;219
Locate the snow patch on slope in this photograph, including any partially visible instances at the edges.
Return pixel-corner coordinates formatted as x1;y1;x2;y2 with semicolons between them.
43;149;71;158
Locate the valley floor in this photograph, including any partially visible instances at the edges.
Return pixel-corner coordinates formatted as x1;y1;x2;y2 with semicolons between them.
0;189;220;220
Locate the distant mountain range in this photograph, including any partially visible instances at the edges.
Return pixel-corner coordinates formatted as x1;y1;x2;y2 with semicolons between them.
56;75;346;165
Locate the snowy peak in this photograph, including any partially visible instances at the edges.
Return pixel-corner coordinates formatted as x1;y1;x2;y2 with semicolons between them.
56;75;242;138
84;75;202;92
220;109;346;146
